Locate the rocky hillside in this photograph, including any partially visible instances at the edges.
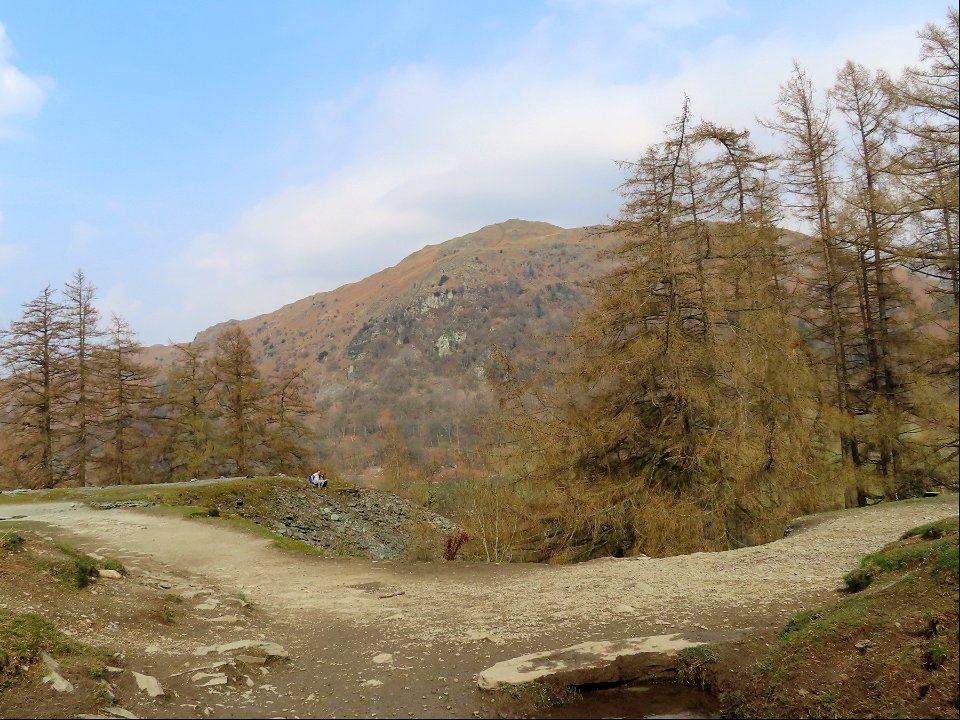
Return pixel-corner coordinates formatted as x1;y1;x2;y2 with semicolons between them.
142;220;618;477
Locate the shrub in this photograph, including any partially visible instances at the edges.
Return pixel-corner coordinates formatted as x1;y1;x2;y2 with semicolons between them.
443;530;469;561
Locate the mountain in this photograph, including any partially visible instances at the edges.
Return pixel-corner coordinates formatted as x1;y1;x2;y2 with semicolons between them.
142;220;617;479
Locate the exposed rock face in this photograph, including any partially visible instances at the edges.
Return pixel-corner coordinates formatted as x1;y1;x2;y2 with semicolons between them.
477;634;704;690
230;483;454;560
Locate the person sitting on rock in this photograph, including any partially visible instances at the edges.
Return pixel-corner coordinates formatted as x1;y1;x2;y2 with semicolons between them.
318;473;328;488
308;471;321;487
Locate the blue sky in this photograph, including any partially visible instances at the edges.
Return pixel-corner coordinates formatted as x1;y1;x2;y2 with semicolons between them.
0;0;952;345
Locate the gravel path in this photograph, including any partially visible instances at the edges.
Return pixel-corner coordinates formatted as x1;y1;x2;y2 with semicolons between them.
4;495;956;718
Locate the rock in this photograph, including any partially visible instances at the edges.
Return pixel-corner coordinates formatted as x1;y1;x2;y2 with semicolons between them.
204;615;240;624
104;666;125;674
855;640;873;652
42;671;74;693
98;680;116;704
39;651;61;673
464;630;503;645
372;653;393;664
103;708;138;719
477;634;705;690
361;679;384;688
195;600;220;611
235;654;267;666
194;640;288;659
158;582;172;589
199;676;229;687
98;569;123;579
132;671;164;697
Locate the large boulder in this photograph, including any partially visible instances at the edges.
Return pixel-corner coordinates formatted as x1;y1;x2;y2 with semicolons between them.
477;633;703;690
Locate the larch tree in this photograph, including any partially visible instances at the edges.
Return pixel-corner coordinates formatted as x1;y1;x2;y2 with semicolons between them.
263;367;314;475
94;314;157;485
162;342;217;480
61;269;103;486
763;63;871;502
0;287;68;488
210;326;264;475
500;103;826;560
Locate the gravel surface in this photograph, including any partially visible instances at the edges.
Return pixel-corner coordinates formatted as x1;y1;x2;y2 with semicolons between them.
3;494;956;718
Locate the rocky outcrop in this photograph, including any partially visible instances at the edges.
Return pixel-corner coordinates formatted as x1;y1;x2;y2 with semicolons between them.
229;483;455;560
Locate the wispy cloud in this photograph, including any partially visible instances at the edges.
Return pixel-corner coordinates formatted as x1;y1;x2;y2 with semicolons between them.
154;9;932;343
0;22;51;138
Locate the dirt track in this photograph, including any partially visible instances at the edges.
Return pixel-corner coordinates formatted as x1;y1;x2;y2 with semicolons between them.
3;496;958;718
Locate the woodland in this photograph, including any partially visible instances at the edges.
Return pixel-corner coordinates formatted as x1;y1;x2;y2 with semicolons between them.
0;11;956;562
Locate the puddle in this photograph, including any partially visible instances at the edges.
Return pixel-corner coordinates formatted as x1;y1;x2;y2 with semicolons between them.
534;678;720;719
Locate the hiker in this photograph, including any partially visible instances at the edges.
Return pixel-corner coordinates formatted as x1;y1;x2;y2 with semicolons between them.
318;473;328;488
308;471;320;487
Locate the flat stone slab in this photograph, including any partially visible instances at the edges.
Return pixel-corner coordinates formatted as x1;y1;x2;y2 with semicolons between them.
194;639;288;659
132;671;164;697
477;633;704;690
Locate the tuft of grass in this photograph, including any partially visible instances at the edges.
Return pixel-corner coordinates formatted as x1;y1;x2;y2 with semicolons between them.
676;645;720;689
925;639;948;670
0;531;24;553
843;567;874;592
29;541;127;589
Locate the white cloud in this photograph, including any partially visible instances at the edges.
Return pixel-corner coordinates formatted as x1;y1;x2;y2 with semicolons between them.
95;284;143;329
0;23;51;137
160;10;935;343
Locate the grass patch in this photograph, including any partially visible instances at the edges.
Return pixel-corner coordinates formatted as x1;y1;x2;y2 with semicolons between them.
0;610;106;674
676;645;720;689
723;512;960;719
844;517;959;592
143;502;328;556
900;516;958;540
23;540;128;589
1;531;24;553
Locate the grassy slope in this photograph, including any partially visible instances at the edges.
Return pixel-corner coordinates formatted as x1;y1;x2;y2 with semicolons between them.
718;516;959;718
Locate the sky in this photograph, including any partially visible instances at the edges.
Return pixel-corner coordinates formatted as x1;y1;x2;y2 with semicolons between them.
0;0;952;346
